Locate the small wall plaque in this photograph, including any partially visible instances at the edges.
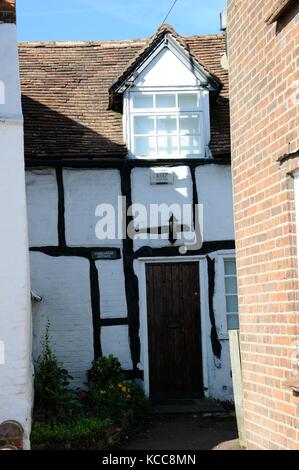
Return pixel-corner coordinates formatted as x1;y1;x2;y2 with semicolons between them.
150;168;174;185
91;248;121;261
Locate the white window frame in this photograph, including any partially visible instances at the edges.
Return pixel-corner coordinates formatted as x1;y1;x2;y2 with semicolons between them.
223;257;239;329
125;88;208;160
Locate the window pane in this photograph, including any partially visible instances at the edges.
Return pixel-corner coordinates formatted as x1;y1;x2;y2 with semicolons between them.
179;115;200;135
134;116;155;135
135;136;155;156
180;135;201;154
178;93;198;109
225;277;237;294
224;260;236;275
133;94;153;109
157;116;177;135
226;295;238;313
156;94;176;108
158;135;179;155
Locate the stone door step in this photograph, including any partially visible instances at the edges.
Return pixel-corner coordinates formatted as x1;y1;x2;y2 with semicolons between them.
151;398;231;415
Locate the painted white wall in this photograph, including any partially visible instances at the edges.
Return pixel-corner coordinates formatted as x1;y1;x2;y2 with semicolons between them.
134;47;198;88
131;164;235;249
196;165;235;241
30;253;94;388
101;325;132;370
205;251;234;400
96;259;127;319
0;23;32;448
26;162;235;402
63;169;122;247
0;24;22;118
26;169;58;247
131;166;196;250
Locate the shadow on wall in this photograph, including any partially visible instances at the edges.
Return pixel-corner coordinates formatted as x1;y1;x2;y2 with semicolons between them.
210;94;230;157
21;95;128;160
276;3;299;34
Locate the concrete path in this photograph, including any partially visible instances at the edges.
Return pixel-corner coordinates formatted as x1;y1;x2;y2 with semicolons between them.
122;414;238;451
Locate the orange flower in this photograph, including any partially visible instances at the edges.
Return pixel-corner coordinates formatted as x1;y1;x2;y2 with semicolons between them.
79;390;88;399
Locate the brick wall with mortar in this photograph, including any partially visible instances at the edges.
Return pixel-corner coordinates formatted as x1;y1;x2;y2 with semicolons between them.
227;0;299;450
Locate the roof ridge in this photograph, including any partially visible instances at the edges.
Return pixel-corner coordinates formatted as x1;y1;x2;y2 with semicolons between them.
18;39;148;48
18;32;225;49
185;33;225;40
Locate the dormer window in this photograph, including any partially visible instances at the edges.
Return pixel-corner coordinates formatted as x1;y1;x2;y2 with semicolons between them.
129;90;204;158
109;25;222;160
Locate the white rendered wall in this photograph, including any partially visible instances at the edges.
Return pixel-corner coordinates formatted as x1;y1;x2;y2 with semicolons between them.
0;25;22;117
134;47;198;88
131;166;195;250
63;169;122;247
204;251;234;400
196;165;235;241
30;253;94;388
101;325;132;370
0;23;32;448
26;162;235;402
96;259;127;319
26;169;58;246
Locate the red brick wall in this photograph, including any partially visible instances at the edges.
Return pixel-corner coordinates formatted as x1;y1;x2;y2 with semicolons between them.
0;0;16;23
227;0;299;450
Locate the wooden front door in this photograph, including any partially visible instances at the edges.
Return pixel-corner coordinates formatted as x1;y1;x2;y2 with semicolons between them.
146;262;203;399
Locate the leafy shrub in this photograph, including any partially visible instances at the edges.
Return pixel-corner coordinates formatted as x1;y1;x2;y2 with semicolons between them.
34;321;73;418
32;352;149;449
127;382;150;420
88;355;124;389
31;416;112;449
88;356;149;424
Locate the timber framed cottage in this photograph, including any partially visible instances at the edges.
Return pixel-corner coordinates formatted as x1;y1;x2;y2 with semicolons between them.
21;24;236;401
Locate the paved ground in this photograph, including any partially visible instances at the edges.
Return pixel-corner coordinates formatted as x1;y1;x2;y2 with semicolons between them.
122;414;238;451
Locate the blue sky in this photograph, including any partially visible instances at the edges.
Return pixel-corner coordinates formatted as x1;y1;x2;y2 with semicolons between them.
17;0;227;42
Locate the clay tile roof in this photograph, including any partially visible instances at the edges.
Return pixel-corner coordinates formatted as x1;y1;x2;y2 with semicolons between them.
19;27;230;161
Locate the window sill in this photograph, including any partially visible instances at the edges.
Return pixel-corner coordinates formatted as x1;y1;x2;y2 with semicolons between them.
129;154;208;160
265;0;297;24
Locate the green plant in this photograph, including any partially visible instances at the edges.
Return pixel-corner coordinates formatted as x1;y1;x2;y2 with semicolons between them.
127;382;150;420
31;416;112;449
89;380;149;424
88;355;124;389
34;321;73;418
32;351;149;449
